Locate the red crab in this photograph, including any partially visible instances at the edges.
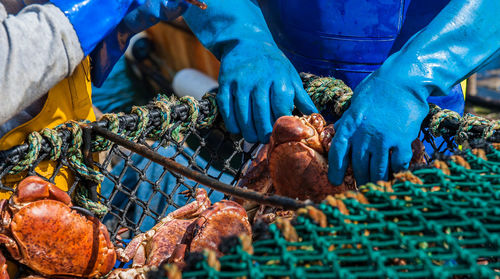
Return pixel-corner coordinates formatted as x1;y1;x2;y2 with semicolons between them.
238;114;356;204
0;176;115;278
237;113;426;222
108;188;251;279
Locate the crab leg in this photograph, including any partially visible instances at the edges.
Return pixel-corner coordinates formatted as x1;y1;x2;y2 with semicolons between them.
115;232;147;264
0;251;9;279
164;188;211;222
0;234;21;261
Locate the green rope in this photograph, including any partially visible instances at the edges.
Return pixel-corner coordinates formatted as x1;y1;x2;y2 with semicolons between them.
8;76;499;179
9;131;42;174
55;120;104;184
41;128;62;160
428;104;462;137
483;120;500;141
199;92;218;128
128;106;150;141
149;95;173;139
74;186;109;218
457;113;492;144
301;72;353;114
93;113;122;151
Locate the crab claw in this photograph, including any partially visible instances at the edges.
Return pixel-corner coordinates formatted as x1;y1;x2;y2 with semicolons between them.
13;176;71;207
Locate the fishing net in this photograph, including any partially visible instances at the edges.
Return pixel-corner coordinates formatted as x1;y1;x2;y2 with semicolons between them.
173;146;500;279
0;74;498;277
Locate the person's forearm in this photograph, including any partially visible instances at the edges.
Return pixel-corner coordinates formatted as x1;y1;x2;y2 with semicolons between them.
183;0;275;59
379;0;500;97
0;3;84;125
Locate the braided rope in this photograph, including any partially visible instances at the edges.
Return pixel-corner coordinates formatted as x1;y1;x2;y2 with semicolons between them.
428;104;462;137
41;128;62;160
301;73;353;114
93;113;122;151
9;132;42;174
483;120;500;141
457;113;493;144
149;95;173;139
56;121;104;184
7;76;500;178
128;106;150;141
74;186;109;218
199;92;218;127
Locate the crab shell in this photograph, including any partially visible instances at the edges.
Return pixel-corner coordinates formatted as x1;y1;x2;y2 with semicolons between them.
239;114;356;203
0;176;115;278
114;188;251;272
184;200;251;257
239;113;427;208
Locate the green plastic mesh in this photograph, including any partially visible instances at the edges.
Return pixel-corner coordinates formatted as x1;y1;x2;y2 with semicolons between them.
177;147;500;279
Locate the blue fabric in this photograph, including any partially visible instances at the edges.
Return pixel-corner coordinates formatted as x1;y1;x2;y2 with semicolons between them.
101;144;228;232
91;0;190;87
92;57;138;114
183;1;318;143
49;0;144;56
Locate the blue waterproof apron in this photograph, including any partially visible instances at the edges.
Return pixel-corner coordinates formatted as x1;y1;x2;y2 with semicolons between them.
258;0;464;114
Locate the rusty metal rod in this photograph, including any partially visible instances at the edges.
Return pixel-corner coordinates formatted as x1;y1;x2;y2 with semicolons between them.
92;125;309;210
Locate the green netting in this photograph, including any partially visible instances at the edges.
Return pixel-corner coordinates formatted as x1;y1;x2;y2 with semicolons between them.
175;146;500;279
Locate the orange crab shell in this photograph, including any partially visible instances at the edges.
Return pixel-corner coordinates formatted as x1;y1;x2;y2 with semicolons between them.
186;200;252;257
267;114;356;202
10;202;115;277
0;176;116;278
145;219;194;267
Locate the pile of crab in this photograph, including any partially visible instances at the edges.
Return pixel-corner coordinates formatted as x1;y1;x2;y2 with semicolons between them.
0;114;426;279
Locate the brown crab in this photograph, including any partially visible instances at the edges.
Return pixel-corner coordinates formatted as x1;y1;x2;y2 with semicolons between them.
237;113;427;222
238;114;356;204
0;176;116;278
108;188;251;278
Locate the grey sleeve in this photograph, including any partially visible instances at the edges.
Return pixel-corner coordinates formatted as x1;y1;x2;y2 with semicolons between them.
0;3;84;125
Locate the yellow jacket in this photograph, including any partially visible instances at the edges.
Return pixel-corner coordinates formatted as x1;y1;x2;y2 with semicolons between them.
0;58;95;197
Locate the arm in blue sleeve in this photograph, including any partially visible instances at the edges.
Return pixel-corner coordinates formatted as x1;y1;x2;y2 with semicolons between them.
328;0;500;186
183;0;317;143
380;0;500;98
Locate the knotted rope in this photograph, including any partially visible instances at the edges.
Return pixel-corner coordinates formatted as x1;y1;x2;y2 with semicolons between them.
301;73;353;114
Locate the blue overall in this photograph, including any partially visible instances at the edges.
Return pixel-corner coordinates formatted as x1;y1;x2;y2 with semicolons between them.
258;0;465;114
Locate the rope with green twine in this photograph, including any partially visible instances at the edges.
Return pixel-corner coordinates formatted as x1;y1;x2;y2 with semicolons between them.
301;72;353;114
456;113;494;144
428;104;462;137
9;132;42;174
55;120;104;184
93;113;122;151
41;127;63;160
74;186;109;218
7;75;499;179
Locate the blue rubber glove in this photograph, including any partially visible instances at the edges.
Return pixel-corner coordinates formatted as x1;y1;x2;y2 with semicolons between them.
328;0;500;186
184;0;318;143
91;0;192;87
49;0;145;56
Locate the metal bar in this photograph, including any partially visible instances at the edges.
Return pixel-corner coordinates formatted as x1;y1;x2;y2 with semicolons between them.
92;125;308;210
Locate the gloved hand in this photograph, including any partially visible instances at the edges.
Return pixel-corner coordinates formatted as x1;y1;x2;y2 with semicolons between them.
184;0;317;143
91;0;192;86
328;0;500;186
49;0;145;56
